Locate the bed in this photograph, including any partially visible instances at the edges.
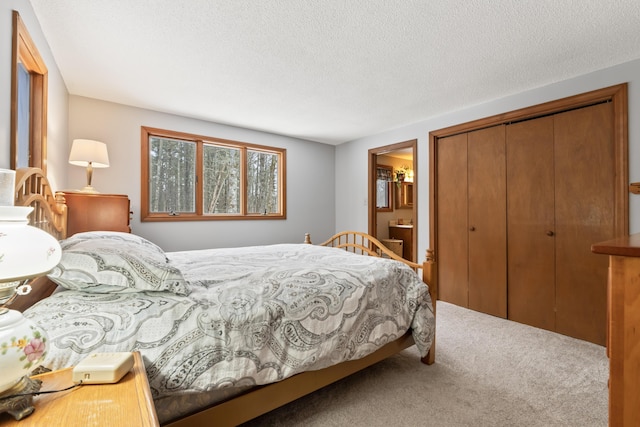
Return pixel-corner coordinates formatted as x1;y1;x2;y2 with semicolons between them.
12;167;437;426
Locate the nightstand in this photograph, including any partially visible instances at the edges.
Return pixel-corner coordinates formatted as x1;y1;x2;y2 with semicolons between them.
0;352;158;426
59;192;131;236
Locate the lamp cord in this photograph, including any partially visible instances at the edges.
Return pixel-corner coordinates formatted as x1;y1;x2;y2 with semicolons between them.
0;382;83;401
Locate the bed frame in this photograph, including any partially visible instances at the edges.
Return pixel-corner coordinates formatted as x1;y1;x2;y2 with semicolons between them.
12;167;437;427
10;168;68;312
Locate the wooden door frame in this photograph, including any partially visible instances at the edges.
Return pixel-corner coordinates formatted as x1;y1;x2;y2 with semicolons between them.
429;83;629;270
368;139;418;261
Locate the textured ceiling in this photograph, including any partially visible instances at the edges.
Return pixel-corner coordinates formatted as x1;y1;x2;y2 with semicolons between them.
29;0;640;145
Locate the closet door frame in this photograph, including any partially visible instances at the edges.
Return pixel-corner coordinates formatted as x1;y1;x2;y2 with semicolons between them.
429;83;629;298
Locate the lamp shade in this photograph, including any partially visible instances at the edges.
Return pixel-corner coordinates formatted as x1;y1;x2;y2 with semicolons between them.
68;139;110;168
0;206;62;284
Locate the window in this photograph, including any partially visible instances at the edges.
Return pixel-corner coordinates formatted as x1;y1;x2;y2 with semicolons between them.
141;127;286;221
376;164;393;212
11;11;48;172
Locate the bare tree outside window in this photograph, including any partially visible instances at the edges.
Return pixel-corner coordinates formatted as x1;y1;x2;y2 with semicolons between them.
203;144;240;214
141;127;286;221
149;136;196;214
247;150;279;215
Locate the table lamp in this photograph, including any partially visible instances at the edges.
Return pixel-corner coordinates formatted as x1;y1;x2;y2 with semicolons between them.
0;169;62;420
68;139;110;193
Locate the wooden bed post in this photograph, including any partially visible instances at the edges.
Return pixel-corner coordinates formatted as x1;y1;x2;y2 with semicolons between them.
422;248;437;365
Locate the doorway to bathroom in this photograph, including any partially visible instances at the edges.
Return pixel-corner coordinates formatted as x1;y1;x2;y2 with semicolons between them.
368;139;417;262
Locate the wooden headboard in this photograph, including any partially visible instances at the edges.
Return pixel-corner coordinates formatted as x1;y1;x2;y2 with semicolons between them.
15;168;68;240
9;168;68;311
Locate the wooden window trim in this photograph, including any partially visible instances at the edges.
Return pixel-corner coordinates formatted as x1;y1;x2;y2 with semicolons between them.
141;126;286;222
11;11;48;173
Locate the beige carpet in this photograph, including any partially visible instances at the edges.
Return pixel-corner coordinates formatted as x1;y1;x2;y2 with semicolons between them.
242;301;608;427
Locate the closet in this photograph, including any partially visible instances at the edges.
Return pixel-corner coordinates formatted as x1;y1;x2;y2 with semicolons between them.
433;90;624;345
437;126;507;318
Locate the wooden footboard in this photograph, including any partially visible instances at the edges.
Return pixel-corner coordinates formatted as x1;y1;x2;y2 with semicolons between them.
311;231;437;365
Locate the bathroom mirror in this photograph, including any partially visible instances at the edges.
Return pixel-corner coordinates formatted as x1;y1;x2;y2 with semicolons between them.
396;181;413;209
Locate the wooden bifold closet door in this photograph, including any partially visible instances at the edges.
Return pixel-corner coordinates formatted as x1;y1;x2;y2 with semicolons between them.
436;101;615;345
436;133;469;309
468;126;507;318
437;125;507;319
553;102;613;344
507;102;613;344
506;116;556;332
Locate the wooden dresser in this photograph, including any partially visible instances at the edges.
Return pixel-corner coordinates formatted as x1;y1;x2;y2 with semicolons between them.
592;234;640;426
60;192;131;236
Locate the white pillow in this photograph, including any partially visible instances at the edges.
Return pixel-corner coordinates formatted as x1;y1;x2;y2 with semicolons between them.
48;231;189;295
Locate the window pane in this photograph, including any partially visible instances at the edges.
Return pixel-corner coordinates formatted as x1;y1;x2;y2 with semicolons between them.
376;179;389;208
247;150;279;214
149;137;196;213
203;144;241;214
16;63;30;168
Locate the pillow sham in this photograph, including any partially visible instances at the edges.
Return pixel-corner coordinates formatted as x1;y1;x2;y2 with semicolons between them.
48;231;190;295
64;231;170;259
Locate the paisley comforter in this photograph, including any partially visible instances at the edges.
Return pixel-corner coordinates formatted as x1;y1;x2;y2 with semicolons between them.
24;243;435;401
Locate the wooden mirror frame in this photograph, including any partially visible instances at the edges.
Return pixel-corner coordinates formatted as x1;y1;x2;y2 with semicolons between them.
11;11;48;173
396;181;414;209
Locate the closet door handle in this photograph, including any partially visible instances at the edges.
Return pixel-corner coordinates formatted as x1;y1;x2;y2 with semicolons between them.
469;226;476;231
546;230;554;236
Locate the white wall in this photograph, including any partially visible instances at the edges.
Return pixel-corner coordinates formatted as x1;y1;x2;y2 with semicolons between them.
0;0;69;190
0;3;335;251
68;96;336;251
336;59;640;262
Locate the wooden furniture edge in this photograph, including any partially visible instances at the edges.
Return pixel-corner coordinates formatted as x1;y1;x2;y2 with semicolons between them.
131;351;161;426
591;234;640;257
591;233;640;425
